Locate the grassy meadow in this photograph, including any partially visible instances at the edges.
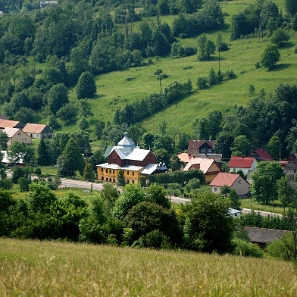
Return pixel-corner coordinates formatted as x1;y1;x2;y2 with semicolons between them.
1;238;297;297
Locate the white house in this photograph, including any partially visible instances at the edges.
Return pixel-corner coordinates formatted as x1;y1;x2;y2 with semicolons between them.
3;128;32;146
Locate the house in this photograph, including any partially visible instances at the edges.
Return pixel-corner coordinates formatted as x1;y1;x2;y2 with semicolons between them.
278;159;297;181
0;119;24;129
210;172;250;196
22;123;53;139
244;227;290;249
228;156;258;181
2;128;32;146
97;132;167;184
250;148;274;162
183;157;221;183
187;139;222;162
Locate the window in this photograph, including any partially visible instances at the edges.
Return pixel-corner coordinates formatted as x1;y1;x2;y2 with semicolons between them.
132;172;134;176
106;169;108;173
208;149;212;152
214;187;218;192
238;180;241;184
18;132;21;136
201;149;205;152
101;168;103;172
127;171;129;175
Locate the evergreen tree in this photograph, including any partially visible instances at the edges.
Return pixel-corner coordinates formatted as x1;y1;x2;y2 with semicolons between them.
57;138;85;177
83;162;94;181
37;139;50;166
117;169;125;186
76;71;96;99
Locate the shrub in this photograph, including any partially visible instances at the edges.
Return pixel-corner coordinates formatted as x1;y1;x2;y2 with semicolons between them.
231;238;264;258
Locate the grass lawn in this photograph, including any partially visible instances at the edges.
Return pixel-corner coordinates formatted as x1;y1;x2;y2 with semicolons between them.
240;198;285;214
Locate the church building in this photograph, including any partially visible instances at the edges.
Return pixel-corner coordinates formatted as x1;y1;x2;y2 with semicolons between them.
97;132;166;184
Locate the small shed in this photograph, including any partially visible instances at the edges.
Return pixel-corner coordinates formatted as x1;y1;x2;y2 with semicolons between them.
244;227;290;249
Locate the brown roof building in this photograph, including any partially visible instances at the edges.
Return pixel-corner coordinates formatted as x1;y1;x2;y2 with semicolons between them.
245;227;290;249
22;123;53;139
0;119;24;129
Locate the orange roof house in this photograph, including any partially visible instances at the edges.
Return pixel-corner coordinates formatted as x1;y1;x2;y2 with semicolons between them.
184;157;221;183
0;119;24;129
210;172;250;196
22;123;53;139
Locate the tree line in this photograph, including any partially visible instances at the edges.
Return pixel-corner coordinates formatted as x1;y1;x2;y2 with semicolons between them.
0;182;262;257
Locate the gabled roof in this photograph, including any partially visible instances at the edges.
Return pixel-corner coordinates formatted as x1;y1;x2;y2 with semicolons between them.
184;157;218;174
0;119;22;128
126;148;150;161
177;152;191;163
23;123;52;134
210;172;249;187
245;227;290;244
2;128;20;138
252;148;274;161
187;139;216;155
229;156;256;168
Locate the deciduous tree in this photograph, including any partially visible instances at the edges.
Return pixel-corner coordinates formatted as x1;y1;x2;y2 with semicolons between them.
251;161;284;205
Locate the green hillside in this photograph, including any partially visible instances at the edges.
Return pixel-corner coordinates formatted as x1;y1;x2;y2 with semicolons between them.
1;238;296;297
65;0;297;136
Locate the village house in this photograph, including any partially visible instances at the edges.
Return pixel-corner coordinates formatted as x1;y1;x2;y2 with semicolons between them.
250;148;274;162
228;156;258;181
22;123;53;139
2;128;32;146
97;132;166;184
0;119;24;130
278;159;297;181
187;139;222;162
210;172;250;196
183;157;221;183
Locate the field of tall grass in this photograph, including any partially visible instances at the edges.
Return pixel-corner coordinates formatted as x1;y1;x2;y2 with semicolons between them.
0;238;296;296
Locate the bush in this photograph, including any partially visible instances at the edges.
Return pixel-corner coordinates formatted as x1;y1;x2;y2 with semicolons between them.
231;238;264;258
294;46;297;54
145;230;172;249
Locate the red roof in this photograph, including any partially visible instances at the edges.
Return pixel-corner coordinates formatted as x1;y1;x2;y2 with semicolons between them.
210;172;241;187
229;157;256;168
253;148;273;161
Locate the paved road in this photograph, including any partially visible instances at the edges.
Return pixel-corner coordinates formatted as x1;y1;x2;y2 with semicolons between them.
59;178;283;217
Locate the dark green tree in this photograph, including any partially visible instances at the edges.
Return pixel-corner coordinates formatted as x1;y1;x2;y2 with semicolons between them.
270;28;290;47
117;169;125;187
180;191;234;253
277;175;295;212
57;138;85;177
285;0;297;16
251;161;284;205
83;162;94;181
47;83;69;115
37;139;50;166
197;33;215;61
0;132;8;150
56;103;78;123
260;44;280;70
231;135;251;156
266;135;281;160
76;71;96;99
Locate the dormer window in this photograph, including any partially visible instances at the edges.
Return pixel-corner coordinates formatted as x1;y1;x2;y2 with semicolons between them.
201;149;205;152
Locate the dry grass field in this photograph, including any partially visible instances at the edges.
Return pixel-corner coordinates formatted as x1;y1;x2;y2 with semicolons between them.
1;238;297;297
